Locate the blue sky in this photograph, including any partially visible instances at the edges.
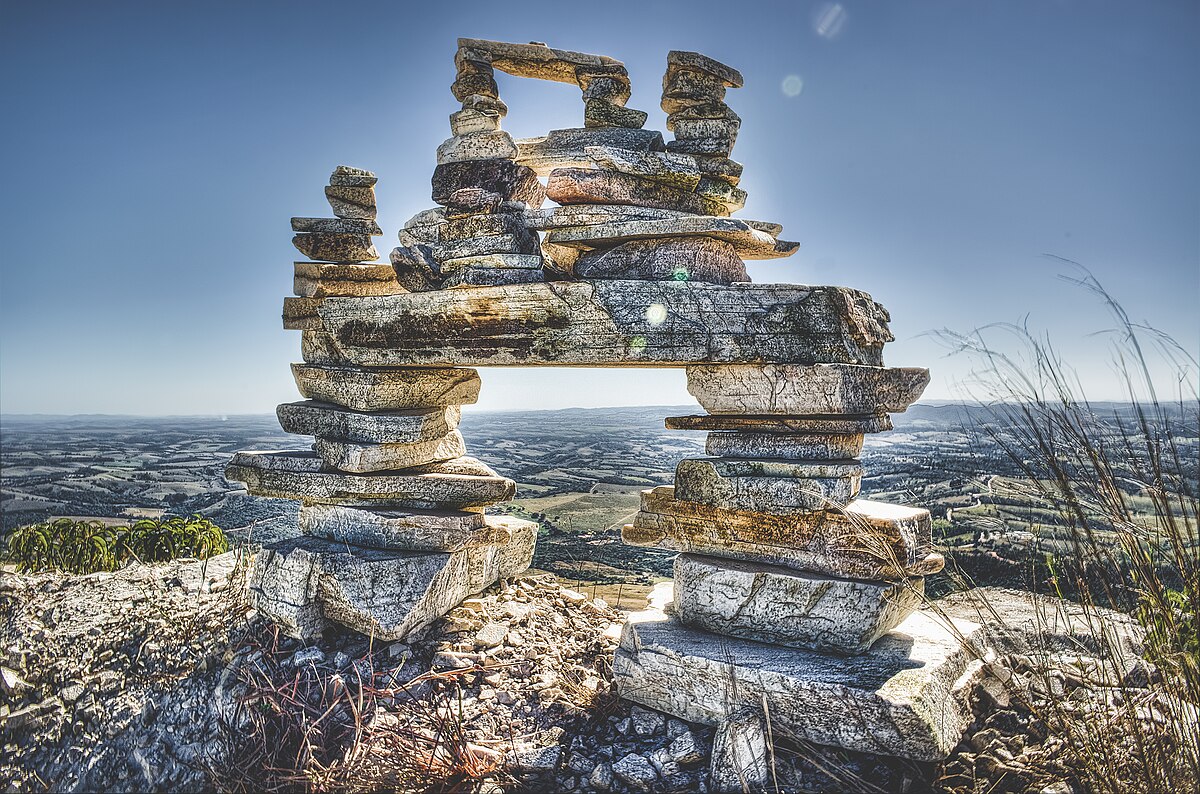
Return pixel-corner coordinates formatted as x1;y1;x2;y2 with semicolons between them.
0;0;1196;414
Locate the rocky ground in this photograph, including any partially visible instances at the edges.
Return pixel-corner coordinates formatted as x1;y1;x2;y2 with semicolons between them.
2;558;1193;793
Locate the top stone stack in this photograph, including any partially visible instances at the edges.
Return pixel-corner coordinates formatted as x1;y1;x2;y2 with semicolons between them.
291;166;384;265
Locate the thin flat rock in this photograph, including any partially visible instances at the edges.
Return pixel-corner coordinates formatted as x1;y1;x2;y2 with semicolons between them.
686;364;931;415
674;457;863;514
515;128;665;175
570;236;747;285
292;217;383;235
283;297;322;330
624;486;942;580
298;504;499;552
547;168;726;216
318;281;893;368
314;431;467;473
613;606;982;761
291;364;481;411
458;38;622;84
277;400;461;444
584;146;702;190
545;216;798;260
705;431;864;460
665;414;893;434
523;204;692;231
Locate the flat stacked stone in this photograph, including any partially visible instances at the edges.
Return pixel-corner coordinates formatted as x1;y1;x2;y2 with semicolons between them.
290;166;402;297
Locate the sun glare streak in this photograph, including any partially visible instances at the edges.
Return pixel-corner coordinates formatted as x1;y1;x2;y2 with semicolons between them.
781;74;804;97
814;3;848;40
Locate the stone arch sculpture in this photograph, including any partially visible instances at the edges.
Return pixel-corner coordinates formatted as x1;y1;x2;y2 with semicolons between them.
229;38;979;765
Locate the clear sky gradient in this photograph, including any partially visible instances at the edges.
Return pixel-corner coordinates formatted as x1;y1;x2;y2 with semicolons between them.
1;0;1196;414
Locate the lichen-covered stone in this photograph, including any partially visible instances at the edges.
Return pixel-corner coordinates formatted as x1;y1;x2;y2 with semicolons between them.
325;185;377;219
436;131;518;164
624;486;943;580
544;216;797;260
547;167;727;216
515;127;665;175
291;217;383;234
282;297;322;330
665;414;893;434
675;458;863;514
583;100;648;130
667;51;744;88
318;281;892;368
686;364;930;415
705;431;864;460
298;504;502;552
225;450;513;508
431;159;546;211
440;266;545;289
291;233;378;263
290;364;481;411
250;517;536;640
315;430;467;473
613;605;983;761
584;146;702;190
673;554;925;654
277;400;460;444
570;237;747;285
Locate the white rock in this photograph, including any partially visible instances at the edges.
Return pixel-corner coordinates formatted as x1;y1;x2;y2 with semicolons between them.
611;752;658;791
450;108;502;135
298;504;503;552
613;603;984;761
674;457;863;514
314;430;467;473
673;554;925;654
249;517;536;640
709;708;769;794
290;364;481;412
436;131;518;164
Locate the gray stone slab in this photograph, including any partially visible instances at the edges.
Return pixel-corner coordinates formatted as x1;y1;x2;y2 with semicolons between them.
624;486;943;580
547;167;726;216
674;554;925;654
458;37;623;83
294;262;397;282
674;457;863;513
283;297;322;330
584;146;702;190
300;331;351;365
708;708;769;794
431;159;546;212
544;216;798;260
440;266;546;290
570;237;747;285
686;364;931;415
431;230;540;263
583;100;648;129
438;211;525;241
435;131;518;164
705;431;864;460
665;414;893;434
293;275;403;298
291;217;383;235
225;450;514;508
523;204;692;230
325;185;377;219
318;281;892;368
441;253;544;272
292;233;378;263
613;605;983;761
277;400;461;444
251;516;535;640
667;51;744;88
298;503;499;552
667;136;735;157
314;430;467;473
450;108;502;135
290;364;481;411
515;128;665;175
694;177;747;213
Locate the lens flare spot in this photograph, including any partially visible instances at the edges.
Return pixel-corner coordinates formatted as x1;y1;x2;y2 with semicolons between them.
671;266;690;281
629;335;647;352
814;3;848;40
645;303;668;326
781;74;804;97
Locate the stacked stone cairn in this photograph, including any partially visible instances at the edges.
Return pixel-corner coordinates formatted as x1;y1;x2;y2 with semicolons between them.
225;168;537;642
227;37;986;771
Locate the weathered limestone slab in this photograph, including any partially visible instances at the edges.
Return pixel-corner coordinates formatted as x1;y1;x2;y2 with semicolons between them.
625;486;942;580
291;364;481;411
329;165;376;186
705;431;864;460
441;266;545;290
674;554;925;654
673;118;741;143
708;709;769;794
315;430;466;473
570;237;747;285
283;297;322;330
545;216;798;260
294;276;402;298
582;147;702;191
667;135;735;157
390;244;441;293
547;168;726;216
319;281;891;368
613;605;983;761
667;51;744;89
301;331;350;365
292;233;378;263
693;156;743;186
298;504;503;552
431;159;546;211
225;450;514;508
278;400;460;444
450;108;502;135
292;217;383;235
458;37;623;84
441;253;544;272
674;457;863;514
431;230;540;264
666;414;893;434
524;203;691;230
583;100;648;129
579;73;632;104
687;364;931;415
666;100;741;130
294;262;397;282
325;185;377;219
251;516;535;640
515;128;665;175
436;131;518;164
438;211;524;240
694;177;747;213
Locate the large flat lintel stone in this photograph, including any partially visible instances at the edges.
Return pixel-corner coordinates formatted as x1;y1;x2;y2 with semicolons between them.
624;486;943;580
277;400;461;444
612;605;984;761
544;216;798;260
225;450;514;509
666;414;893;434
686;364;930;415
457;38;623;84
291;364;481;411
251;516;536;640
673;554;925;654
318;281;892;369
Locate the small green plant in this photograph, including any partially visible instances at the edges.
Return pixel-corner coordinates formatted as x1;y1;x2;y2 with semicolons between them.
1;514;229;574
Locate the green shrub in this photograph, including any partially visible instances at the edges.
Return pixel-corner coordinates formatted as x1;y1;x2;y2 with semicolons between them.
1;514;229;574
